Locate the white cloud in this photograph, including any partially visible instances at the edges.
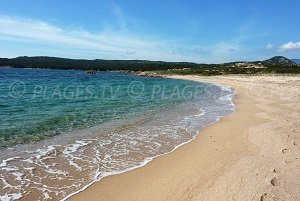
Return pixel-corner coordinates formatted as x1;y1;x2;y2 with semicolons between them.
278;41;300;51
266;43;273;49
0;16;266;64
0;16;189;61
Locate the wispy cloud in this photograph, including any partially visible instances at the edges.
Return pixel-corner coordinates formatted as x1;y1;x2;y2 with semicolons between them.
0;15;279;63
265;43;273;50
278;41;300;51
0;16;186;61
0;15;246;63
106;1;128;31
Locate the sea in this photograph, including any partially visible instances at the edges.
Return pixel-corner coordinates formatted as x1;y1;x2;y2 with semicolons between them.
0;68;236;200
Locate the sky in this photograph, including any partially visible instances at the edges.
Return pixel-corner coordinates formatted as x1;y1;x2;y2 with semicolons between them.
0;0;299;63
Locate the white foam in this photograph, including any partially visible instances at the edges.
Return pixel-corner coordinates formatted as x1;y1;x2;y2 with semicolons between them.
0;157;22;168
63;140;91;155
0;80;236;201
42;190;51;200
69;160;82;171
12;172;23;181
45;168;68;176
35;146;56;159
62;81;237;201
0;193;22;201
1;178;13;188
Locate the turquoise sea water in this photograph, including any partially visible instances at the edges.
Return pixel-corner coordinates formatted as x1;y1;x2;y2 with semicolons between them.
0;68;204;147
0;68;235;200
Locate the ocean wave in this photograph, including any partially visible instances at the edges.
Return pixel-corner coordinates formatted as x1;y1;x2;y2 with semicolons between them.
0;79;236;200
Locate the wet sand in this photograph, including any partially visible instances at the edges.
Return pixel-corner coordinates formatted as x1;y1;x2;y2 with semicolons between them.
69;75;300;201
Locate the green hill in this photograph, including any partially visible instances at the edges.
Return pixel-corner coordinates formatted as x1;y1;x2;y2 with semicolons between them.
263;56;295;65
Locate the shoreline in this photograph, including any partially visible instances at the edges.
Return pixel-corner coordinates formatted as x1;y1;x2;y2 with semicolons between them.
1;71;235;200
69;75;300;201
62;78;236;201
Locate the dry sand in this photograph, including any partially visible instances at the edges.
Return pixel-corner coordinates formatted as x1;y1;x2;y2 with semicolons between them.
69;75;300;201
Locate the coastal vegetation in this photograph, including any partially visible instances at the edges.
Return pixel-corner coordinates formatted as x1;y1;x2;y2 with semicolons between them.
0;56;299;76
151;63;300;76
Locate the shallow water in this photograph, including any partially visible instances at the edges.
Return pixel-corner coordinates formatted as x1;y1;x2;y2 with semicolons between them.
0;68;235;200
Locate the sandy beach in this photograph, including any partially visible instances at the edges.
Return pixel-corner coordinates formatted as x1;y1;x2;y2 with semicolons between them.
69;75;300;201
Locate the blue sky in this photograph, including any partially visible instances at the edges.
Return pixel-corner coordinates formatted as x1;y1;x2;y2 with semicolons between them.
0;0;299;63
